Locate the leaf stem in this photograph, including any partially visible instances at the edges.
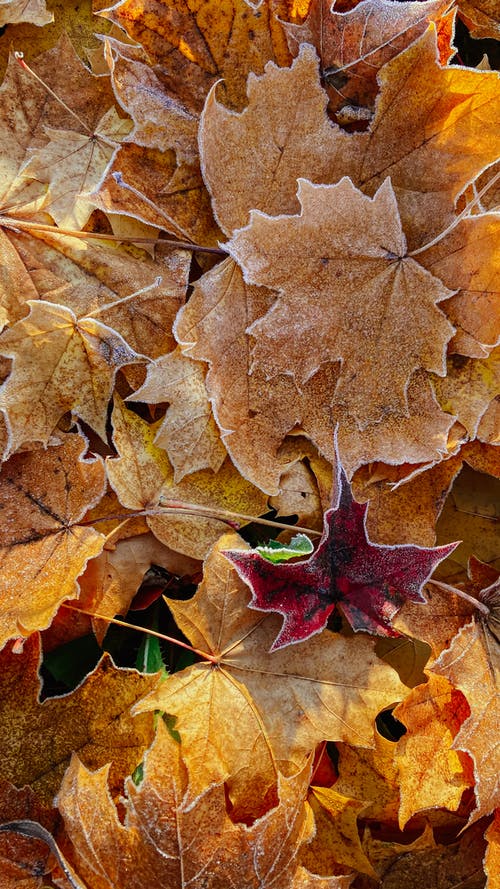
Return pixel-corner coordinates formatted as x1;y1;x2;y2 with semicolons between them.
83;502;322;536
62;604;218;662
409;168;500;258
0;216;227;255
14;52;92;134
158;498;322;536
427;579;490;615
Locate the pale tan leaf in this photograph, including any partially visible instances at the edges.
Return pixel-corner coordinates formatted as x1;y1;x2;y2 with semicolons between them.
0;300;143;450
229;177;454;428
0;0;52;26
0;433;106;647
131;347;226;481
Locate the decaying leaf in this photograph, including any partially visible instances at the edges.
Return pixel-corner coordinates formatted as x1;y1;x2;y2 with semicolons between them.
0;1;497;885
57;718;315;889
285;0;451;114
0;300;143;450
134;533;409;819
0;433;106;648
0;632;157;804
0;0;52;27
432;617;500;822
229;177;455;429
130;347;226;482
98;0;296;113
393;673;474;827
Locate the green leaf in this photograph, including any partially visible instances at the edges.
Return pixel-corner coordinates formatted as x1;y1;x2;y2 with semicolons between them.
255;533;314;563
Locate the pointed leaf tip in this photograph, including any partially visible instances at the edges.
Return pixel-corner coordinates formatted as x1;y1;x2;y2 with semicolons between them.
224;468;460;650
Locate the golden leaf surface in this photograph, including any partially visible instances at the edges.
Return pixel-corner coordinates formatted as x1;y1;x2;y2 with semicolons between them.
107;395;267;558
0;433;106;647
432;617;500;822
131;347;226;482
0;300;143;450
393;673;474;827
0;35;124;231
57;718;315;889
302;787;376;877
99;0;296;113
134;533;409;819
0;632;157;804
285;0;450;114
201;30;500;248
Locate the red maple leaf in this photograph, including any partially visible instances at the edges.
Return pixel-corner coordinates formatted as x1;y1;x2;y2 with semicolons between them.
224;467;458;650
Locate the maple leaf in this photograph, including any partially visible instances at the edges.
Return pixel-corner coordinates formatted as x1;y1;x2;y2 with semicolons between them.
106;394;267;558
284;0;451;116
228;177;455;428
130;347;226;482
334;732;401;825
393;673;474;827
351;450;464;549
135;533;409;819
201;32;500;249
418;214;500;358
302;786;376;878
457;0;500;39
0;36;126;231
199;45;352;237
0;632;158;804
175;258;455;493
77;532;199;643
57;719;315;889
98;0;297;113
431;612;500;822
0;782;58;887
225;460;458;650
91;40;221;246
0;299;144;451
363;820;488;886
0;433;106;648
432;349;500;439
0;0;52;26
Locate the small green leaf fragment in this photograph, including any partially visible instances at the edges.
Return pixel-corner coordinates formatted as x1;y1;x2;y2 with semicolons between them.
255;533;314;563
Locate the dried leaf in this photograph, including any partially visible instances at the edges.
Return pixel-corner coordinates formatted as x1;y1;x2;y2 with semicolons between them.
57;719;314;889
135;533;409;817
302;787;376;877
285;0;450;114
228;177;454;428
393;673;474;827
99;0;294;113
0;0;52;26
107;394;267;558
0;782;58;888
0;632;157;804
0;300;143;450
131;347;226;481
0;433;106;647
432;618;500;822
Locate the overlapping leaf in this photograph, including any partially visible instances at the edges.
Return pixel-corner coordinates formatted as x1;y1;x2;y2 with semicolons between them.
135;533;409;817
0;433;106;647
226;463;457;649
58;719;315;889
0;632;157;804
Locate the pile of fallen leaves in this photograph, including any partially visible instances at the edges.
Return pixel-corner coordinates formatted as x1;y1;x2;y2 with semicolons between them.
0;0;498;886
